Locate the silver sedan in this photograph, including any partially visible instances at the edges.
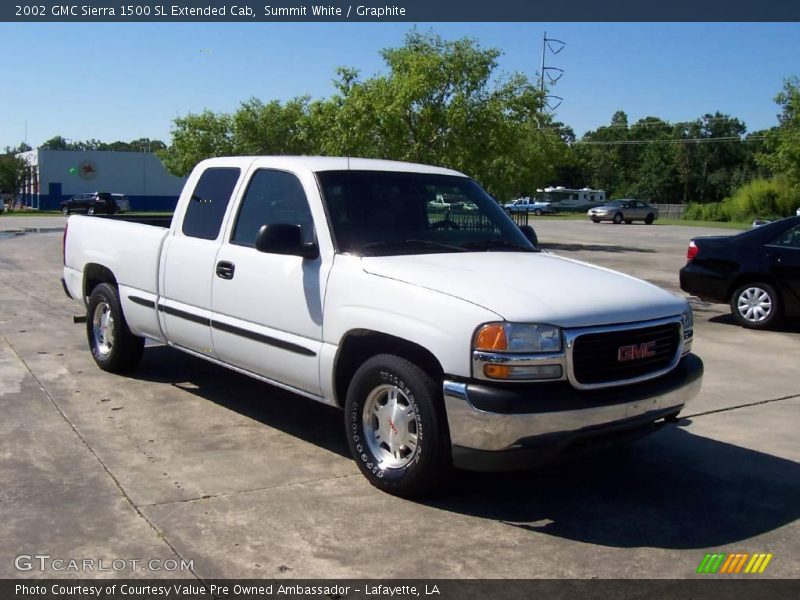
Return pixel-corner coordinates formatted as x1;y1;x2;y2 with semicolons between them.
588;199;658;224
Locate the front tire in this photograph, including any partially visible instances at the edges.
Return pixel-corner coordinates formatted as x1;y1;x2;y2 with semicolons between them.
613;213;623;224
645;213;655;225
730;282;781;329
86;283;144;372
87;206;95;216
61;206;70;216
344;354;450;497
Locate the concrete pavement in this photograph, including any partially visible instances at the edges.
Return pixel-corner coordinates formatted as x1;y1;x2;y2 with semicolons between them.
0;222;797;579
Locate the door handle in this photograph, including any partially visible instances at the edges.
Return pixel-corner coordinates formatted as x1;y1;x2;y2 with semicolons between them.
216;261;235;279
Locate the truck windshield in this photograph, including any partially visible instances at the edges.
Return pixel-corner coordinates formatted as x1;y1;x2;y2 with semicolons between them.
316;170;535;256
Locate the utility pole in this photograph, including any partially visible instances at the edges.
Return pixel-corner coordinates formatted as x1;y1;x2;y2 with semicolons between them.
539;31;566;122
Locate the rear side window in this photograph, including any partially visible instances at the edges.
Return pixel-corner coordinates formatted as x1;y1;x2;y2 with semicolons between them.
770;225;800;249
182;167;240;240
231;169;315;247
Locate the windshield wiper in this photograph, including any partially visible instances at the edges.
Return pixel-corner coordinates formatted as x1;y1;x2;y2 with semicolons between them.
359;239;467;255
461;240;536;252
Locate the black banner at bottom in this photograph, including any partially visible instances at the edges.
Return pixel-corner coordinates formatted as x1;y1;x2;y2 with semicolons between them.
3;579;800;600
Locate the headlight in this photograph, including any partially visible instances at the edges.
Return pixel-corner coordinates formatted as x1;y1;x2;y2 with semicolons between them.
682;307;694;332
475;323;562;353
681;307;694;355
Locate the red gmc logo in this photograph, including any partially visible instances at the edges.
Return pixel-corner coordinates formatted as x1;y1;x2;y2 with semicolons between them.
618;341;657;362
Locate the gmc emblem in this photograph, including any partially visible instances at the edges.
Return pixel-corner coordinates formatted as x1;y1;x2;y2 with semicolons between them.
618;341;657;362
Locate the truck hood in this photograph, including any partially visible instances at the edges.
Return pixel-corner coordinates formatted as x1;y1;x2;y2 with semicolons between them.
361;252;687;328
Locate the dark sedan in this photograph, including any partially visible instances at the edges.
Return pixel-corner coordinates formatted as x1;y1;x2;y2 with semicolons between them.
680;216;800;329
60;192;119;216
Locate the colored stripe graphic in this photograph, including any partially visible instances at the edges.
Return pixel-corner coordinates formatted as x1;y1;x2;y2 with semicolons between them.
698;552;773;574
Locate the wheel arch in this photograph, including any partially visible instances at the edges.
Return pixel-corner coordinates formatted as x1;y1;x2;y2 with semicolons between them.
333;329;445;408
83;263;118;303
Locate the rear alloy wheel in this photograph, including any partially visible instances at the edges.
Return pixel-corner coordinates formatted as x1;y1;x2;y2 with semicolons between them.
730;283;780;329
613;213;623;224
345;354;450;497
645;213;655;225
87;206;95;216
87;283;145;372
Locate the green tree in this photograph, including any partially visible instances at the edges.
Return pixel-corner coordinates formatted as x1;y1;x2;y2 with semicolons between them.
159;111;235;176
758;77;800;186
311;31;561;199
0;143;30;195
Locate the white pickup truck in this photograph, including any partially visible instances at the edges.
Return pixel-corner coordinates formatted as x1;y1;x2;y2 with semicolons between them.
62;156;703;497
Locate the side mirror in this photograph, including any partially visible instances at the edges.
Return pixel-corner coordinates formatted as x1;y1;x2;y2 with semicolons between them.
520;224;538;247
254;224;319;260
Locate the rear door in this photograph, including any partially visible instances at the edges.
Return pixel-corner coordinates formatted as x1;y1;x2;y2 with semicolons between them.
766;224;800;302
159;166;244;357
210;166;330;396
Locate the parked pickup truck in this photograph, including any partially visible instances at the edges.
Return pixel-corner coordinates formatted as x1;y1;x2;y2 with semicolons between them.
503;197;554;215
62;157;703;497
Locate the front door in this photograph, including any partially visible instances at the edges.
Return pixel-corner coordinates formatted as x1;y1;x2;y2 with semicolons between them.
211;168;327;396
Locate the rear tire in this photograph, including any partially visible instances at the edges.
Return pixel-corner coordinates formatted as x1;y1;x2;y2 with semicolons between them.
344;354;450;497
645;213;655;225
87;206;95;216
86;283;144;372
613;213;623;224
730;282;781;329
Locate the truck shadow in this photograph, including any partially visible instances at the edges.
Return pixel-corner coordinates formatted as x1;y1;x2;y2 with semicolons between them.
709;313;800;333
134;345;351;460
427;422;800;549
540;242;656;254
131;346;798;550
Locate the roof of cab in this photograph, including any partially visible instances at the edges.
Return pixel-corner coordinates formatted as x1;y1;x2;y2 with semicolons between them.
196;156;466;177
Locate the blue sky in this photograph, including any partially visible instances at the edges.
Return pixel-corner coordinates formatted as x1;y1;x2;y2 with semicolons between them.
2;22;799;150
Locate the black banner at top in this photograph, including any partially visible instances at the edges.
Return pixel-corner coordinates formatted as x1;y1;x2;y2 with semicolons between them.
3;0;800;22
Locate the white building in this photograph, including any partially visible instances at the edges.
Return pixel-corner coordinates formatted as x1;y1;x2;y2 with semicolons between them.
17;149;186;211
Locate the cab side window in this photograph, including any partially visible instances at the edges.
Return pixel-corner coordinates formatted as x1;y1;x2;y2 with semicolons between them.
182;168;241;240
231;169;315;247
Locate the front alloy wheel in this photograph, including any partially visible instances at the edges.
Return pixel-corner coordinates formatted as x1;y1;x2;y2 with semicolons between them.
345;354;450;497
363;384;419;469
731;283;780;329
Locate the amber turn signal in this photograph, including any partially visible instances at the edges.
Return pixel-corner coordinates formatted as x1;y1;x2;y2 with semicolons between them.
475;324;508;351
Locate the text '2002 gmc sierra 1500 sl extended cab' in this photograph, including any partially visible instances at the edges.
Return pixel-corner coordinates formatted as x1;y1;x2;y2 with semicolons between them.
62;156;703;497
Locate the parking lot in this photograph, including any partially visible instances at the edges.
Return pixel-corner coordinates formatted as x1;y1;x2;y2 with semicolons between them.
0;216;798;579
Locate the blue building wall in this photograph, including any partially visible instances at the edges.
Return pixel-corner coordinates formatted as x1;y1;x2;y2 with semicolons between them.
20;149;186;212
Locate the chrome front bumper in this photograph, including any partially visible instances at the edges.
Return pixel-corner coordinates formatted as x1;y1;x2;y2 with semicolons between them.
443;354;703;469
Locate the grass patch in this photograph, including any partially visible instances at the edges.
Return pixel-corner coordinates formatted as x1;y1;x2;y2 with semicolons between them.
657;219;749;230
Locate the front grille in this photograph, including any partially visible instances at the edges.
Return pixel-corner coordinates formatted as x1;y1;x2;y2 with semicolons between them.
571;322;680;385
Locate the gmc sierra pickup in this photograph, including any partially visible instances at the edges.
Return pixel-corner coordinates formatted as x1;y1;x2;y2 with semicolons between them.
62;156;703;497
